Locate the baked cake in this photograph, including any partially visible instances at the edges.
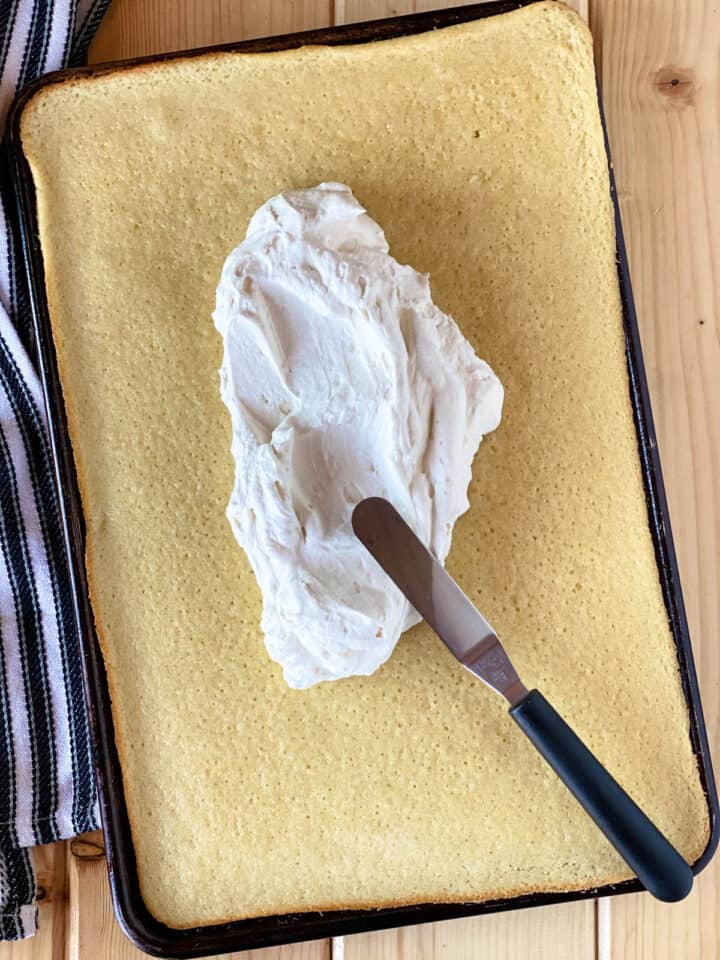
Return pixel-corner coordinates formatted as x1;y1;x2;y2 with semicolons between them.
19;1;710;928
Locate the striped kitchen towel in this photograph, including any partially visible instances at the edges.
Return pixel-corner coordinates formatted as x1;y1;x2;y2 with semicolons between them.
1;0;111;941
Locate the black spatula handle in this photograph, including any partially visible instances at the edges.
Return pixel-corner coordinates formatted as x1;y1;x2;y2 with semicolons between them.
509;689;693;902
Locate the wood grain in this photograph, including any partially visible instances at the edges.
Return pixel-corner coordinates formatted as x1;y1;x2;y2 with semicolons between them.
66;832;140;960
334;0;589;26
344;903;597;960
339;9;595;960
0;2;712;959
3;842;67;960
67;832;332;960
90;0;334;60
590;1;720;954
335;0;470;25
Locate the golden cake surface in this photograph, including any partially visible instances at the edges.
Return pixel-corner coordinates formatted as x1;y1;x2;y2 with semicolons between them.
20;1;709;928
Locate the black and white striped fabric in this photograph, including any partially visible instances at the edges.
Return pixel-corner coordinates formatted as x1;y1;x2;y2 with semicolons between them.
0;0;110;941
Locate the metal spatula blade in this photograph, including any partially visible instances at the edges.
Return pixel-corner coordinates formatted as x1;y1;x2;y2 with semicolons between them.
351;496;528;705
351;496;694;904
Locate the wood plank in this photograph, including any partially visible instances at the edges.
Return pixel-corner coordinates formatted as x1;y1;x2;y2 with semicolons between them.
334;1;417;23
66;832;138;960
334;0;479;25
90;0;334;61
344;903;597;960
78;3;717;960
573;0;590;20
2;842;67;960
0;833;329;960
93;5;343;957
340;6;594;958
64;831;330;960
240;943;331;960
590;1;720;958
334;1;589;25
87;2;595;960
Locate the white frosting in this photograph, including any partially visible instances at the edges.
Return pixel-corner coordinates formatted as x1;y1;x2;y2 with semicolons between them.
213;183;503;688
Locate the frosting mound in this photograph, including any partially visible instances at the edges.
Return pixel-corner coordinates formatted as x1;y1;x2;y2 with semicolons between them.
213;183;503;688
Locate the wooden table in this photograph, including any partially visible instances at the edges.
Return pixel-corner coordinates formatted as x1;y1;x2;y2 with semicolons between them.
3;1;718;957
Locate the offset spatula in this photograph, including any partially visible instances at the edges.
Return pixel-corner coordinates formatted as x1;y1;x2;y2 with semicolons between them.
352;497;693;903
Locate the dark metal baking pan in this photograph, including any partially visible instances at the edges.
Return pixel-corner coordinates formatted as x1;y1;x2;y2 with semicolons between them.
7;1;718;956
